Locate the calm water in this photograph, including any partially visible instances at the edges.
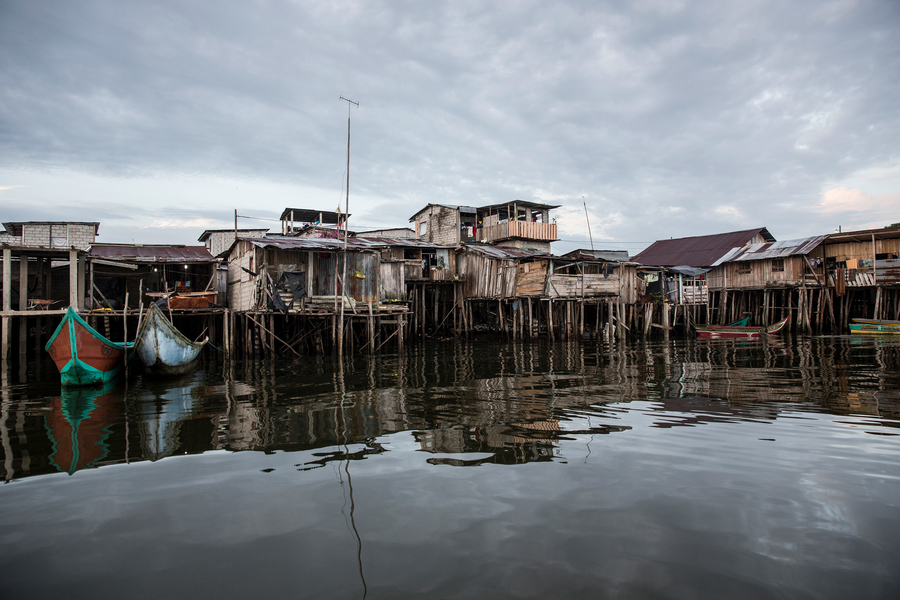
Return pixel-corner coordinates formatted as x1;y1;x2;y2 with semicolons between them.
1;335;899;599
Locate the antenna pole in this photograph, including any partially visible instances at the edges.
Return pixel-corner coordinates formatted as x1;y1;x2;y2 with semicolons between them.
338;96;358;358
583;196;594;252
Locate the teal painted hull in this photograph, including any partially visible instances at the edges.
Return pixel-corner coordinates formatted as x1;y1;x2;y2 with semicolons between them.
849;321;900;335
46;307;134;387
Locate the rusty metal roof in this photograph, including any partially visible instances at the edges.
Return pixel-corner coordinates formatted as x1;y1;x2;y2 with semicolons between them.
714;235;829;265
476;200;561;212
561;249;631;262
458;244;553;260
631;228;775;267
239;236;447;253
90;244;215;263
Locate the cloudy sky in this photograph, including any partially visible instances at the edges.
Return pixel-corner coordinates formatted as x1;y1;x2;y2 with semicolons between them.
1;0;898;255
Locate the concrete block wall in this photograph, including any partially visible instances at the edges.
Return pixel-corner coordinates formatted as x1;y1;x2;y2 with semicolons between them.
208;230;267;256
23;225;51;247
418;206;459;246
67;224;96;250
17;224;96;249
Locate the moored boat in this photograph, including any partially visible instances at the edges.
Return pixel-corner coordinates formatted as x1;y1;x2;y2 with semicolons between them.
134;303;208;375
45;307;132;386
695;315;790;339
849;318;900;335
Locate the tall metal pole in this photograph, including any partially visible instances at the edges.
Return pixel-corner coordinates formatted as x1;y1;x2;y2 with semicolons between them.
338;97;358;357
583;196;594;252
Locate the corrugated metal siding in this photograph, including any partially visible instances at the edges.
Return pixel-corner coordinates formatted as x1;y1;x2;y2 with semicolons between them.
725;235;829;263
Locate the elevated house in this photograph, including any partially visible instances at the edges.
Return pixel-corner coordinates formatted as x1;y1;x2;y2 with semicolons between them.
409;200;559;253
222;236;409;355
632;228;777;329
707;235;829;330
0;221;101;362
821;225;900;323
455;245;640;340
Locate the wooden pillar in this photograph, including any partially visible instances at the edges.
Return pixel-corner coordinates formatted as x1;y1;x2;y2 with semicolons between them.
2;248;11;365
548;300;554;341
874;286;883;320
18;254;28;355
68;249;78;309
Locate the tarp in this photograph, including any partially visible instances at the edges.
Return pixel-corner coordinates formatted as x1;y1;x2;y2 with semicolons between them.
668;265;710;277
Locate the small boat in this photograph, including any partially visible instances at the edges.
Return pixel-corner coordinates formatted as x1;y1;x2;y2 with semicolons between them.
45;307;133;386
849;318;900;335
695;315;790;339
134;304;208;375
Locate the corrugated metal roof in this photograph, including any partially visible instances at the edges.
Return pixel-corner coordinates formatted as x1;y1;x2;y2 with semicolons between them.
562;249;631;262
278;208;347;224
90;245;215;262
631;228;774;267
477;200;561;211
459;244;553;259
241;236;447;252
715;234;829;265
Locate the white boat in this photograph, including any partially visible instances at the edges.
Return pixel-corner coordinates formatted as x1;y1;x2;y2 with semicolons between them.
134;304;207;376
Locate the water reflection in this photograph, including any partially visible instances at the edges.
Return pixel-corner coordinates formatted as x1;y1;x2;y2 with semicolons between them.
2;334;899;481
46;383;121;474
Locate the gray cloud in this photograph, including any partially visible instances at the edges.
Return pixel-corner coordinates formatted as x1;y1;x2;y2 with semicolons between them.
2;0;898;253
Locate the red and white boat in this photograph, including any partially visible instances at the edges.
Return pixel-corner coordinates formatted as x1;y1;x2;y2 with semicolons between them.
694;315;790;339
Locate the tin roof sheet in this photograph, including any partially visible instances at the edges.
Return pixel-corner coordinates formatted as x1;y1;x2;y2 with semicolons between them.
459;244;553;259
716;234;829;265
90;245;215;262
278;208;348;224
241;236;447;252
561;249;631;262
631;228;775;267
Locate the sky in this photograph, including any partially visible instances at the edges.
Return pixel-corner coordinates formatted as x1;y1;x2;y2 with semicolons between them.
1;0;899;256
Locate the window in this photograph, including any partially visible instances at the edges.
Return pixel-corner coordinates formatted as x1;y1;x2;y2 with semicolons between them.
771;258;784;272
50;224;68;248
418;221;427;237
737;263;751;275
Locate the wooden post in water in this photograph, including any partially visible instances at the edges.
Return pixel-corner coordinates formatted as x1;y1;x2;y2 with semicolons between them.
548;300;554;342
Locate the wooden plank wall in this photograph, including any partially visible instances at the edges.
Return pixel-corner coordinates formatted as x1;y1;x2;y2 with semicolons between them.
516;261;547;296
547;274;619;298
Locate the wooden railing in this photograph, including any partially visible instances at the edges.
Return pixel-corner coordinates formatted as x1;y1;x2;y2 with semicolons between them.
476;221;557;244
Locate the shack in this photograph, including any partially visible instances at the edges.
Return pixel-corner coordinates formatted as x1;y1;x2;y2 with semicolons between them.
89;244;218;309
223;237;408;357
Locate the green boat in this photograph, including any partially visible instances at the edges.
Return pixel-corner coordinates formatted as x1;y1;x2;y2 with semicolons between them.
849;318;900;335
45;307;134;386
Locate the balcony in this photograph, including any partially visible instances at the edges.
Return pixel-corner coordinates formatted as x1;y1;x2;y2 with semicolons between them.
476;220;558;244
